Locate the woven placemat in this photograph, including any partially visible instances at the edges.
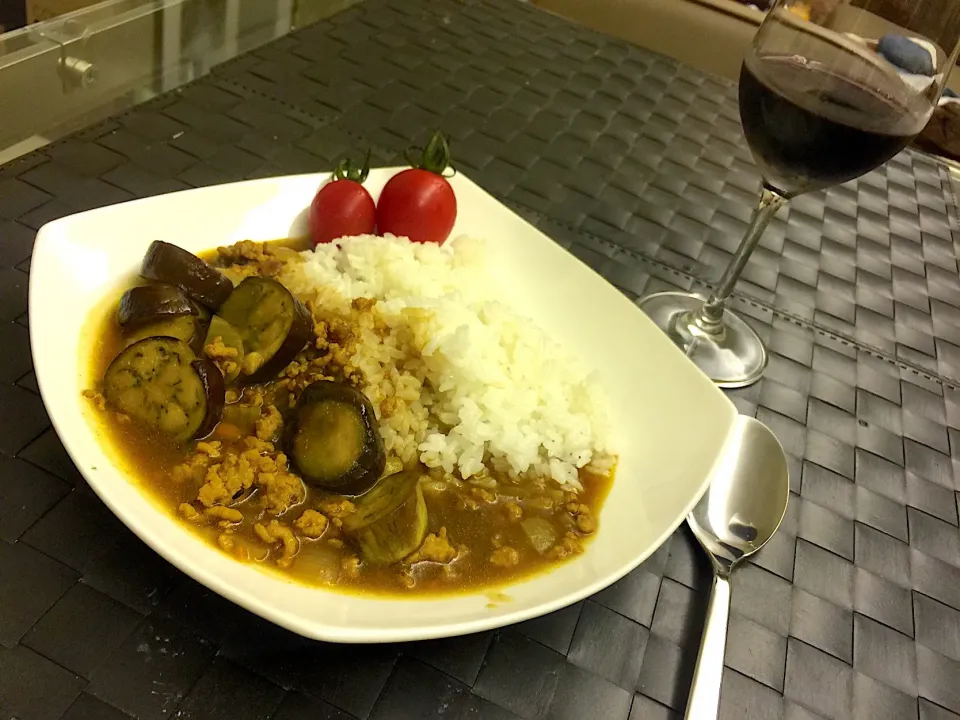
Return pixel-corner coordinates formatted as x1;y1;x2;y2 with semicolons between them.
1;1;960;718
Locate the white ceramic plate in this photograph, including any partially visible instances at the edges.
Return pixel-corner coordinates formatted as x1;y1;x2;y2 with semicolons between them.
30;169;737;643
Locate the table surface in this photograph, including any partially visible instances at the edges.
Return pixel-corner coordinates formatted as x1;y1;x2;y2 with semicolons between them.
3;0;960;718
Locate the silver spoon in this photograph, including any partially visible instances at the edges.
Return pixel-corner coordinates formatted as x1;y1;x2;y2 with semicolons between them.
684;415;790;720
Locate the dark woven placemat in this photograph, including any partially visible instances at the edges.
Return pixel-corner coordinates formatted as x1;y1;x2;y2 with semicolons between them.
2;0;960;718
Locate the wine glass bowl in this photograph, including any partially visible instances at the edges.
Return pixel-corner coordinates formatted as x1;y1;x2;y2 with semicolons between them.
741;11;938;198
640;0;960;387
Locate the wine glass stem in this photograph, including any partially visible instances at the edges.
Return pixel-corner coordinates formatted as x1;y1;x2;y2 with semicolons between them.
695;186;788;335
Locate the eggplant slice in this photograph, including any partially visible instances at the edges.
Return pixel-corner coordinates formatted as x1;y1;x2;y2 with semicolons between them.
124;315;207;355
215;276;313;383
285;381;385;495
141;240;234;310
117;283;197;329
102;337;224;442
341;468;428;565
191;357;227;439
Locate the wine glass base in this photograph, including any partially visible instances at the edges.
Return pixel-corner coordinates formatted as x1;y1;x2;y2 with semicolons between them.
639;291;768;388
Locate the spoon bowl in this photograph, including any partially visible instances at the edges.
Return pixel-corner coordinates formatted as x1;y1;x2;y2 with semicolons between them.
684;415;789;720
688;415;790;575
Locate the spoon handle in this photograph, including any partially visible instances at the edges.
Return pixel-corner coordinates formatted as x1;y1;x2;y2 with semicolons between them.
684;573;731;720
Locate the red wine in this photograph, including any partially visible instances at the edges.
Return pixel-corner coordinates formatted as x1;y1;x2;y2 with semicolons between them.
739;55;923;196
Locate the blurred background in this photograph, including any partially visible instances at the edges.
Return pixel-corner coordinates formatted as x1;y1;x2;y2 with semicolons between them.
530;0;957;88
2;0;960;165
0;0;358;164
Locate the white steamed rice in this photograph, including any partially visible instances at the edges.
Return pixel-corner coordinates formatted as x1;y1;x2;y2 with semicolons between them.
279;234;611;489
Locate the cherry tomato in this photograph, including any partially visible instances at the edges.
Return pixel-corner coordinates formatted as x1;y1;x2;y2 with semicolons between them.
377;169;457;244
309;153;376;246
376;131;457;244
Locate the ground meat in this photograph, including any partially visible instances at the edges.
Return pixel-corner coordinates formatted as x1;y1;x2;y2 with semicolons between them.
254;519;298;567
344;366;365;387
256;461;305;515
203;506;243;524
274;356;339;398
205;337;238;361
197;451;256;507
504;502;523;521
298;312;359;382
324;344;350;370
380;396;398;418
218;241;262;262
195;437;298;510
255;404;283;441
282;358;306;379
312;320;328;349
547;532;584;560
352;297;376;311
294;509;328;538
318;498;356;520
243;436;274;454
326;316;355;346
406;527;457;564
567;503;596;534
490;547;520;567
82;389;106;411
204;337;240;379
196;441;222;458
179;503;201;521
310;315;358;372
308;357;336;376
216;240;295;277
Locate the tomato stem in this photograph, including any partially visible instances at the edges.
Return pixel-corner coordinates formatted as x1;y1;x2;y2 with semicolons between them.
333;148;371;183
405;130;453;175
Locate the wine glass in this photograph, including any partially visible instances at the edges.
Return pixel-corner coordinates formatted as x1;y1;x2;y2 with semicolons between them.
640;0;960;387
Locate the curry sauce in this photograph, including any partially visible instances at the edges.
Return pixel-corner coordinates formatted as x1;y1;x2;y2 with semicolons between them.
86;239;614;596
